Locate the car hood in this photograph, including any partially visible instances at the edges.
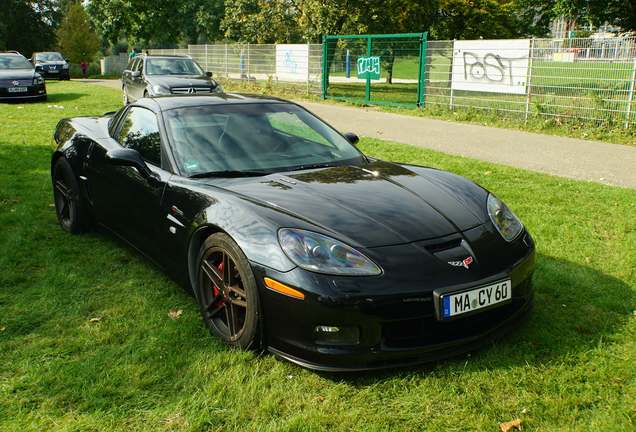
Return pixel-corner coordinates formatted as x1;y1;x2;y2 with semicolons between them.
36;61;66;65
0;69;35;80
147;75;216;88
218;161;489;248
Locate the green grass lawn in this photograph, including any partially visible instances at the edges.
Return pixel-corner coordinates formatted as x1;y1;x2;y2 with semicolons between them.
1;81;635;431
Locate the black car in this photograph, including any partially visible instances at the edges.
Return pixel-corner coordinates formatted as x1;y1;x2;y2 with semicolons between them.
0;53;47;102
31;52;71;80
121;54;221;105
51;95;535;372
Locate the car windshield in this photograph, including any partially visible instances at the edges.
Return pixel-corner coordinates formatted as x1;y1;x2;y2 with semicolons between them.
146;58;203;76
36;53;64;61
164;103;364;176
0;55;33;69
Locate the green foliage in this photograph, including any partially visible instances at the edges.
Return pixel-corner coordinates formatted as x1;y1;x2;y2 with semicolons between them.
222;0;302;43
430;0;526;39
87;0;224;47
57;3;100;63
0;0;64;56
515;0;636;34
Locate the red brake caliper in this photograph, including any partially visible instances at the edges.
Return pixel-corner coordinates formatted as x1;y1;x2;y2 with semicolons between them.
212;261;225;303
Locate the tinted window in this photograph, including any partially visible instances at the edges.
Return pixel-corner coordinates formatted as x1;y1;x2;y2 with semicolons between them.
164;103;362;176
117;107;161;166
0;55;33;69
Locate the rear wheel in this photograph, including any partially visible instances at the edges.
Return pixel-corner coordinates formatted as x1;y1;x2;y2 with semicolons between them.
52;157;91;233
196;233;262;349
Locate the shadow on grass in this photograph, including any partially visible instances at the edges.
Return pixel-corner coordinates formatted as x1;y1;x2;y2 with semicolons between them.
46;92;84;103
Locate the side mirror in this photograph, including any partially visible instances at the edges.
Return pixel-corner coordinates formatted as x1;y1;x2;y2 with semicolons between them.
106;148;157;180
343;132;359;145
131;70;141;78
206;71;213;78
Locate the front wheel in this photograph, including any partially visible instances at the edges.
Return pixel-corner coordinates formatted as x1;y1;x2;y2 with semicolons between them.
196;233;262;349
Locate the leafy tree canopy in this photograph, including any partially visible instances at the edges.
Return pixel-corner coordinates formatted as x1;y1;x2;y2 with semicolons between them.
0;0;71;56
87;0;224;47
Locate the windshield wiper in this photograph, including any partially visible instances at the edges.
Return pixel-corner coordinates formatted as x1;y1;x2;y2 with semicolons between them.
188;170;269;179
288;162;337;171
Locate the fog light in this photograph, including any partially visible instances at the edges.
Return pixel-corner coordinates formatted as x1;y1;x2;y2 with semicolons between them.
314;325;360;346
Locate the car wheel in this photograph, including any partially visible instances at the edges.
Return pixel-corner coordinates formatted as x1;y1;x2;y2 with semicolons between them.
52;157;91;234
196;233;262;350
122;87;129;105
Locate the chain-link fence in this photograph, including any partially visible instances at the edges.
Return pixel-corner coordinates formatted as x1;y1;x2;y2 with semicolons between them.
149;44;323;95
146;37;636;127
426;37;636;127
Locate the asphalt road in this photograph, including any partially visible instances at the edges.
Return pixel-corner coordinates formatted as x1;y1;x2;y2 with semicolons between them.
79;79;636;189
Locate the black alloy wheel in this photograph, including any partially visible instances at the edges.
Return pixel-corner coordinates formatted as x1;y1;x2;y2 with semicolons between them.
196;233;261;349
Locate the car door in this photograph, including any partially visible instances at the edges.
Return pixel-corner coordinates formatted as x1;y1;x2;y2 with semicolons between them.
122;57;137;95
132;58;146;100
89;106;171;261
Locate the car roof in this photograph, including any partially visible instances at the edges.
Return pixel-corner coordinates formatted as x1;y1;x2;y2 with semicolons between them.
136;54;191;59
0;52;23;56
138;93;291;111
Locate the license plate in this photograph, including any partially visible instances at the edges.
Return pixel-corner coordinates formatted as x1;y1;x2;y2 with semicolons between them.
8;87;27;93
441;279;511;319
48;69;59;73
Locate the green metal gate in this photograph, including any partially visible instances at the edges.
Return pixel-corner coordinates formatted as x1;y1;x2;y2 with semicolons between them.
321;33;428;108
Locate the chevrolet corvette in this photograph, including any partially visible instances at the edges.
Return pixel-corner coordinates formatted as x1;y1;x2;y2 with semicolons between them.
51;94;535;371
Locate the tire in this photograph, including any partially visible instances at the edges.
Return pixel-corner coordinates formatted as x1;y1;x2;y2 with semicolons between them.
196;233;262;350
52;157;91;234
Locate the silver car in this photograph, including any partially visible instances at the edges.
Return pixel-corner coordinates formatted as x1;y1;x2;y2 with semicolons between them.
121;54;221;104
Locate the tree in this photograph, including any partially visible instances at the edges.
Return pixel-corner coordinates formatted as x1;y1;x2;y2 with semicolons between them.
87;0;225;47
57;3;100;63
0;0;59;55
430;0;525;40
514;0;636;35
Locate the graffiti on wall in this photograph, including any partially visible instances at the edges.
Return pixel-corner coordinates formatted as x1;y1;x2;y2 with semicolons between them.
451;40;530;94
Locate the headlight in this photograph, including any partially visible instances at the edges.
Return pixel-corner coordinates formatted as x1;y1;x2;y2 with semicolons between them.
62;63;69;69
152;85;171;95
278;228;381;276
487;194;523;242
33;75;44;85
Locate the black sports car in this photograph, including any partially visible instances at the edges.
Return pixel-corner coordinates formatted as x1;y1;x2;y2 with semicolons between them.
31;52;71;80
51;94;535;371
0;53;47;101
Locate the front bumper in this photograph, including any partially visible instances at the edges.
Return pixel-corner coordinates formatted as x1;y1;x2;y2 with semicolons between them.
36;67;69;79
253;231;536;372
0;84;47;101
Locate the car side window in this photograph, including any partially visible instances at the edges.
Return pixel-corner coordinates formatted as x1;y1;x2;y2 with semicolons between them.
117;107;162;166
